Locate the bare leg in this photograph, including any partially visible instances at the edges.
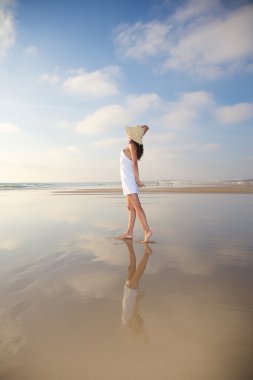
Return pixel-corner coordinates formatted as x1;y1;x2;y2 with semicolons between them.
128;244;152;288
127;198;136;237
118;197;136;239
123;240;136;285
128;193;153;242
123;240;152;289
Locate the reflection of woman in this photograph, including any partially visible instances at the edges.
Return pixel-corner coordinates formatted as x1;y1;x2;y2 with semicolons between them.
119;125;152;243
122;239;152;337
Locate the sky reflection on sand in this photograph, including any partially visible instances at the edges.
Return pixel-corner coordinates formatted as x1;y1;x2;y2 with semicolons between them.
0;192;253;379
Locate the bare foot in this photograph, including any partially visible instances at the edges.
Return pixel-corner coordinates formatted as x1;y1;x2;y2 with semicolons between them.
142;230;153;243
144;244;153;255
116;233;133;240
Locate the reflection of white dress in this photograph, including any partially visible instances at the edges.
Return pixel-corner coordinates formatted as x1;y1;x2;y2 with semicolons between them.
122;285;138;326
120;151;139;196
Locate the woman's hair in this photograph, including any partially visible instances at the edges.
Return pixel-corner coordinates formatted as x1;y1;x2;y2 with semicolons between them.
129;140;144;160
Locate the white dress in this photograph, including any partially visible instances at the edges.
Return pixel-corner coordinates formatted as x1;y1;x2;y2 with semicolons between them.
120;150;139;195
122;284;138;326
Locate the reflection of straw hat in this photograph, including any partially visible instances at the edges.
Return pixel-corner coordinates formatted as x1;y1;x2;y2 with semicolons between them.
125;126;145;145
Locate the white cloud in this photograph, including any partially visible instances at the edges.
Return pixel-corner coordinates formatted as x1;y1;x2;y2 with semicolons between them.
216;102;253;124
0;122;19;133
115;21;171;60
62;66;120;97
173;0;221;23
56;119;73;129
0;0;15;58
126;92;161;112
160;107;196;129
75;92;161;135
75;90;217;136
40;73;60;85
164;3;253;78
40;65;121;97
180;91;214;109
157;91;214;129
75;104;128;134
114;2;253;78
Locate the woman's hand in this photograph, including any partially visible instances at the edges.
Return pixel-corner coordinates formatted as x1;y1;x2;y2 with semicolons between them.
136;179;145;188
141;125;149;134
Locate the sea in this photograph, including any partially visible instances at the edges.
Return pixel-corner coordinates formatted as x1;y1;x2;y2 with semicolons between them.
0;179;252;192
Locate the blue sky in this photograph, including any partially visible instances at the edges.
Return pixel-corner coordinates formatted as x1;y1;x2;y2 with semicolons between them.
0;0;253;182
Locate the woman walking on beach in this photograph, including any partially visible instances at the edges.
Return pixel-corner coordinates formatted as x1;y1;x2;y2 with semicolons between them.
119;125;152;243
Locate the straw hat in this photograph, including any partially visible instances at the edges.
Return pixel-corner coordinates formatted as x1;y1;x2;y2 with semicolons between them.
125;125;145;145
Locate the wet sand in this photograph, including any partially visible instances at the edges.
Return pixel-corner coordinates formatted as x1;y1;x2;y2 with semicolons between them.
53;184;253;194
0;191;253;380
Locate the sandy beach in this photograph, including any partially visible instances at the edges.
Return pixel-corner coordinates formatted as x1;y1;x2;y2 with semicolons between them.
53;184;253;194
0;190;253;380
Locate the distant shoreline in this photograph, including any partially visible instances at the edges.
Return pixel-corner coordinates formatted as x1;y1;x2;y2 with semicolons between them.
52;185;253;195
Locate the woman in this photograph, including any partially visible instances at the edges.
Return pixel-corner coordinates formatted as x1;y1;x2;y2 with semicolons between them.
119;125;152;243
